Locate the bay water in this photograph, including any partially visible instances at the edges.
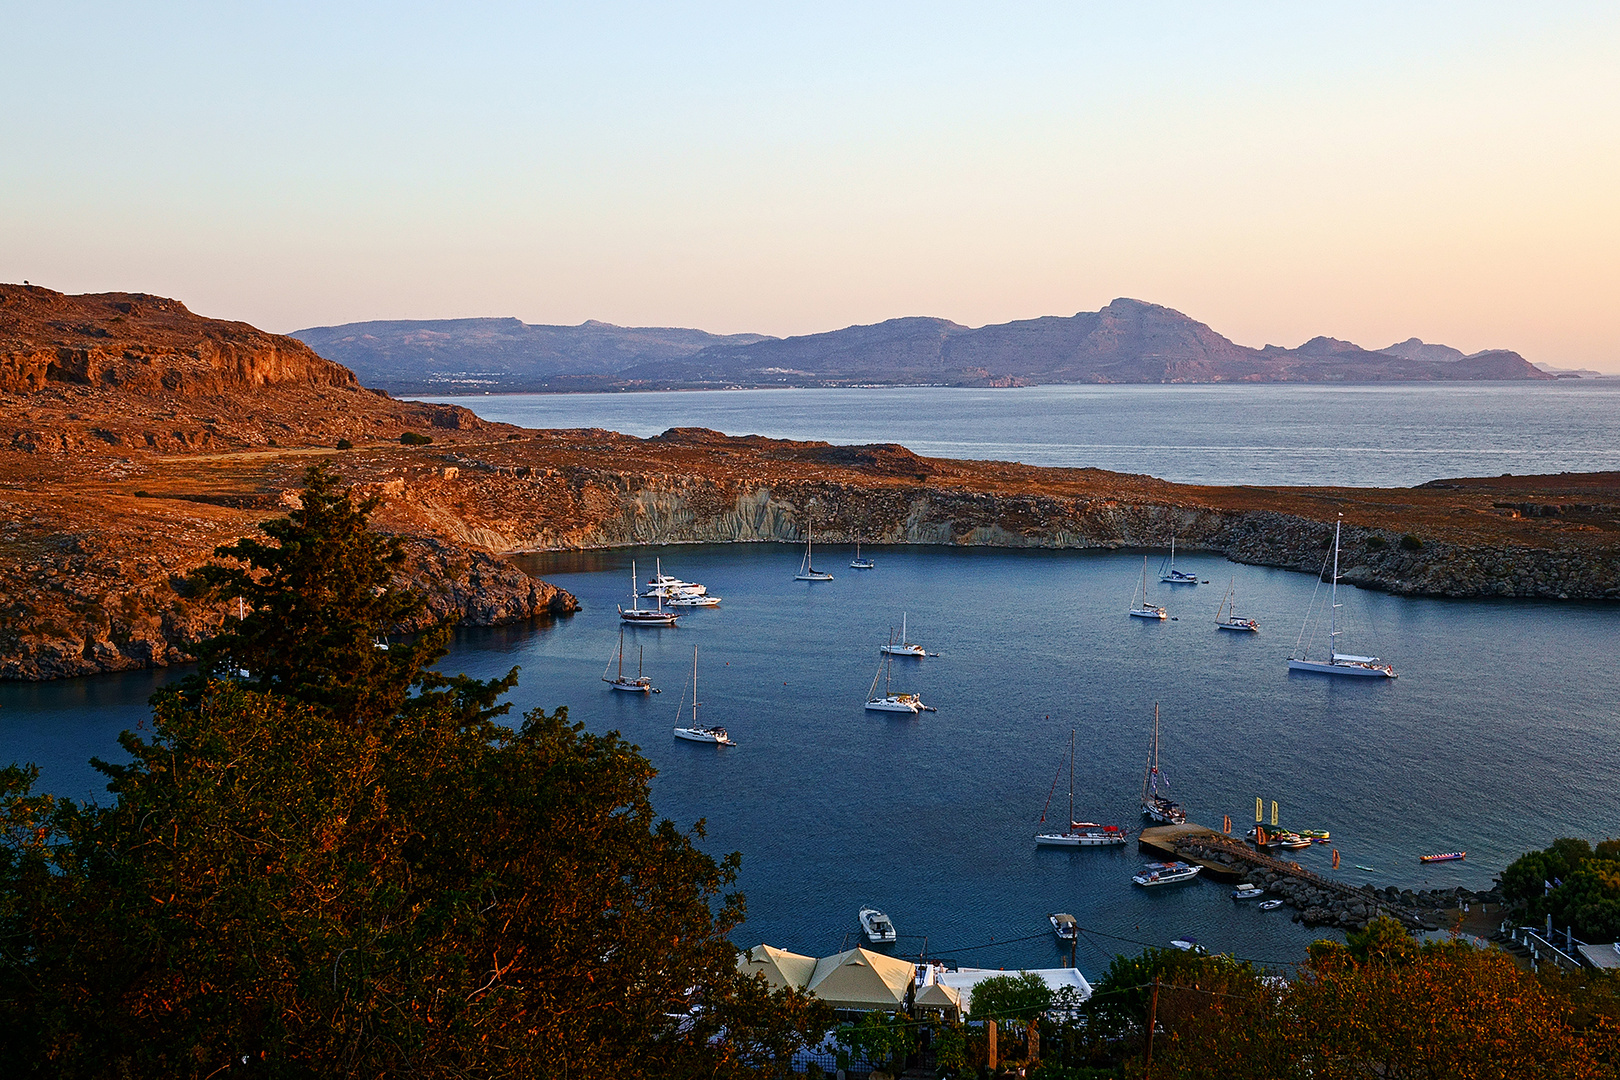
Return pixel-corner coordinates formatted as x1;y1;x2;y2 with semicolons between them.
8;542;1616;973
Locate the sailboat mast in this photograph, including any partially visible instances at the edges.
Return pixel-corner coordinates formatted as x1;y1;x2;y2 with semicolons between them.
631;560;640;612
692;645;699;725
618;629;625;679
1328;516;1342;661
1068;728;1075;827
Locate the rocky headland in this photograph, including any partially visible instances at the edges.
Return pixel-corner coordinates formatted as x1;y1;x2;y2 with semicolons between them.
2;284;1616;681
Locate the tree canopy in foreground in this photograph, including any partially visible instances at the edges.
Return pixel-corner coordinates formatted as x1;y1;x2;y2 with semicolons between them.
0;464;828;1078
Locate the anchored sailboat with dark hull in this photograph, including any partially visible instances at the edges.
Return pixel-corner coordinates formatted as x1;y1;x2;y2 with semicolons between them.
1140;703;1186;824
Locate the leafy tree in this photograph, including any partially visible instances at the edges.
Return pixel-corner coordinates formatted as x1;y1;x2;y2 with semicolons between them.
1342;915;1419;966
834;1010;912;1074
1503;837;1620;939
0;465;830;1077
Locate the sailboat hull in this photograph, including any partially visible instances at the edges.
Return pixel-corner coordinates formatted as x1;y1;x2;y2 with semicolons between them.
609;679;653;693
1287;658;1396;678
1217;620;1259;632
1129;607;1168;620
1035;830;1128;847
880;644;927;656
865;697;921;713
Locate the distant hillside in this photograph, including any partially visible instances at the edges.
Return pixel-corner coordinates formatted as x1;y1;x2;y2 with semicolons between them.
293;299;1554;392
292;318;770;394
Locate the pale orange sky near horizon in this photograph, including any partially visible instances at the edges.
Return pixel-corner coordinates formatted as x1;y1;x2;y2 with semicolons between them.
3;4;1617;370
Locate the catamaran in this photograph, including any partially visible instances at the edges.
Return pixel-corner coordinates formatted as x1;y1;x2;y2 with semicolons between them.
1287;515;1396;678
620;560;680;626
672;645;734;745
1140;704;1186;824
850;539;875;570
1035;727;1128;847
880;612;927;657
794;524;833;581
602;629;656;693
1215;575;1258;632
1129;556;1168;620
1159;534;1199;584
865;639;926;713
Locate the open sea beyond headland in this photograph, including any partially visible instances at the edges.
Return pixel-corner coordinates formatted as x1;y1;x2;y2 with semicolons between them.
5;543;1617;973
415;380;1620;488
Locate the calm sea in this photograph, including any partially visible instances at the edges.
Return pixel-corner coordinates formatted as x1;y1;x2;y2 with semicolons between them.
415;380;1620;488
7;544;1617;972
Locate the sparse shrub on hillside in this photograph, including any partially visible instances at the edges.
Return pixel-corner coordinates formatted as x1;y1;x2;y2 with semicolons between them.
1365;535;1387;550
335;438;353;450
1399;533;1423;551
399;431;432;445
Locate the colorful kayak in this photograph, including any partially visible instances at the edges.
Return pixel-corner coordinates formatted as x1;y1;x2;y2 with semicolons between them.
1419;851;1466;863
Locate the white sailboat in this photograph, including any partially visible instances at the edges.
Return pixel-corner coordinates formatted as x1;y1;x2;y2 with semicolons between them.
1140;704;1186;824
1129;556;1168;620
1288;516;1397;678
1035;728;1128;847
865;638;927;713
672;645;734;745
794;524;833;581
879;612;927;657
602;629;656;693
1215;576;1258;632
1159;534;1199;584
850;539;875;570
620;560;680;626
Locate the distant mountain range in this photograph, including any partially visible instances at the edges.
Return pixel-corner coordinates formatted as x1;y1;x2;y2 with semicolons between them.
292;298;1569;394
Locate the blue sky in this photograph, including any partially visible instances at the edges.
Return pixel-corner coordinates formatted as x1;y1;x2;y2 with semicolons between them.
4;3;1617;368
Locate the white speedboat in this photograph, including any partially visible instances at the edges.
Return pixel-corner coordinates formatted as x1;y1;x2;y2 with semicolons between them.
620;560;680;626
667;592;721;607
1140;704;1186;824
1232;883;1265;901
850;539;875;570
859;907;897;944
1133;861;1203;887
1159;534;1199;585
1035;727;1128;847
672;645;733;746
794;524;834;581
1129;556;1168;620
1259;899;1285;911
865;639;927;713
1215;576;1258;632
642;558;707;597
880;612;927;657
602;629;656;693
1049;912;1078;941
1287;516;1396;678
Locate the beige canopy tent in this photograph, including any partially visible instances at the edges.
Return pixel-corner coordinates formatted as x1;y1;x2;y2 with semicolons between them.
913;980;964;1021
805;947;915;1010
736;944;818;992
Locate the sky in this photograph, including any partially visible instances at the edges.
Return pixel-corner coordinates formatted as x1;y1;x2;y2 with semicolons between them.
4;3;1618;370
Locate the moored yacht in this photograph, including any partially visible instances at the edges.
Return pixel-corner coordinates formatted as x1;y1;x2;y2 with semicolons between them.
865;639;927;713
880;612;928;657
1133;861;1203;887
794;524;834;581
672;645;734;746
602;629;656;693
1129;556;1168;620
1159;534;1199;585
1215;575;1258;632
1049;912;1078;941
620;560;680;626
1035;727;1128;847
1140;703;1186;824
850;539;875;570
1287;516;1396;678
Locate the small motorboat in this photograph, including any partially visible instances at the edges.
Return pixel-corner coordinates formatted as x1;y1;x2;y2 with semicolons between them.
1132;861;1203;887
1169;937;1208;953
859;907;897;944
1049;913;1078;941
1231;883;1265;901
1420;851;1466;863
1258;899;1285;911
1355;865;1378;873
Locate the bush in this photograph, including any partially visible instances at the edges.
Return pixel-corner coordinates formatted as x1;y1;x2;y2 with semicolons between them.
1365;535;1387;550
399;431;433;445
1399;533;1423;551
335;438;353;450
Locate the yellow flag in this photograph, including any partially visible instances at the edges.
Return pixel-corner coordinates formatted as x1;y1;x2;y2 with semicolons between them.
1271;801;1279;827
1255;797;1263;822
